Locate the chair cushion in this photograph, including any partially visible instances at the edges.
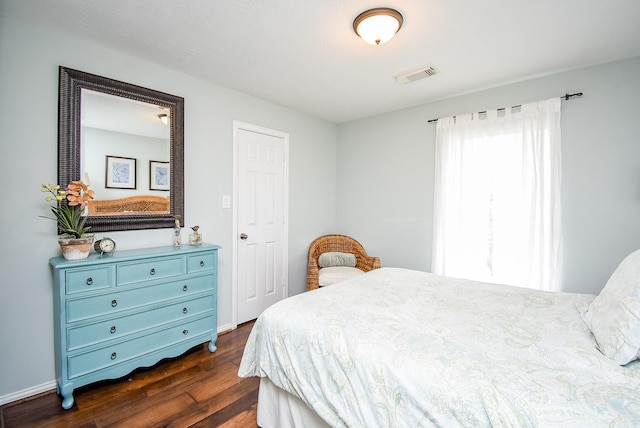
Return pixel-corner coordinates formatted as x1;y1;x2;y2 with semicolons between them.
318;252;357;268
318;266;365;287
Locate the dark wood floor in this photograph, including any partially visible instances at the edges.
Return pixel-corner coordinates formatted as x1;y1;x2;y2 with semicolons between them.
0;321;258;428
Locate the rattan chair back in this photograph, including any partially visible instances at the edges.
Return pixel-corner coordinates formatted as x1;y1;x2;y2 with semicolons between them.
307;234;380;290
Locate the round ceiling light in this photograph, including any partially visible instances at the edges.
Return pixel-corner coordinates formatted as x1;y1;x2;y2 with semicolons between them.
353;7;403;45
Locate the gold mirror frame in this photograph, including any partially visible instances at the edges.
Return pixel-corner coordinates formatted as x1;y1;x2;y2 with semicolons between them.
58;66;184;232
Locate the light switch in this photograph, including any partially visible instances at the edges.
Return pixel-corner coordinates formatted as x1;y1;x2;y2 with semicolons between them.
222;195;231;209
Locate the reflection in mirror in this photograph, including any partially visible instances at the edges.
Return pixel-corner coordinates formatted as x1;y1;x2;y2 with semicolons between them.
81;90;170;215
59;67;184;232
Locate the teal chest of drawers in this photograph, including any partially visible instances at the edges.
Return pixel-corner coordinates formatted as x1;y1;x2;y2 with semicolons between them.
50;244;220;409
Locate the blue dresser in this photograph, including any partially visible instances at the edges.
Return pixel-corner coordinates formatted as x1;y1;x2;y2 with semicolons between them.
50;244;220;409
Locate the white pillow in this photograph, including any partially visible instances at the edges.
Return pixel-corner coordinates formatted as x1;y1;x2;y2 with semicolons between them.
318;266;364;287
581;249;640;365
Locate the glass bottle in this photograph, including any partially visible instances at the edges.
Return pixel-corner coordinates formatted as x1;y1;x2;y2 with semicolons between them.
173;218;181;247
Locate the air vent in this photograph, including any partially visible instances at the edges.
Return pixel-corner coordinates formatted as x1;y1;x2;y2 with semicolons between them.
394;65;437;85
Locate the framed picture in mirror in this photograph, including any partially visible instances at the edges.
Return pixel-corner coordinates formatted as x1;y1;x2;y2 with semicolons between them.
105;155;137;189
150;160;170;191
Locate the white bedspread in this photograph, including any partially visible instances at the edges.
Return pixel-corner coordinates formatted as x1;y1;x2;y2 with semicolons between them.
238;268;640;427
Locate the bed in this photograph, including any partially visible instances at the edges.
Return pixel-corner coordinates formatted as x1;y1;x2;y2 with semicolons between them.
238;251;640;427
87;195;169;215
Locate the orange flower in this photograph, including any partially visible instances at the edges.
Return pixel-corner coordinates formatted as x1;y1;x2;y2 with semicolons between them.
65;181;94;207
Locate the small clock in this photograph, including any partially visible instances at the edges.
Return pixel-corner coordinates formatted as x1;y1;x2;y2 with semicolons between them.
94;237;116;255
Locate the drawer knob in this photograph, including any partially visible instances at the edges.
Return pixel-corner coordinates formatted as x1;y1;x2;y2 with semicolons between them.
111;299;118;307
183;307;188;314
110;326;116;334
183;329;189;335
149;268;156;275
86;277;93;285
110;352;117;360
200;260;205;267
182;284;188;292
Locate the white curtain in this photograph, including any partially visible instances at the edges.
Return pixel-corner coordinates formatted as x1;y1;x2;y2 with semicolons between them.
432;98;562;291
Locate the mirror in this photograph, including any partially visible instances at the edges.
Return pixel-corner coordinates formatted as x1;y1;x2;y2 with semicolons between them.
59;67;184;232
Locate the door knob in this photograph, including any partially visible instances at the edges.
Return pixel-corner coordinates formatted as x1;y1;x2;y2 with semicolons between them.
240;233;248;240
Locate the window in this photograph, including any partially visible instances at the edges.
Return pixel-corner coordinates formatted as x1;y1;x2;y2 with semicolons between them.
432;98;562;291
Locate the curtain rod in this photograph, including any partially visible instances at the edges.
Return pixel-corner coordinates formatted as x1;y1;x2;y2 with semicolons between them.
426;92;583;123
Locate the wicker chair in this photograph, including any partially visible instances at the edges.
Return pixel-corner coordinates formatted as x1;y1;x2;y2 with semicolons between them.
307;234;381;291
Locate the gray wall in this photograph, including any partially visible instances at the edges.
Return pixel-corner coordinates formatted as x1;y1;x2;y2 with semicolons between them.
0;16;337;400
337;56;640;296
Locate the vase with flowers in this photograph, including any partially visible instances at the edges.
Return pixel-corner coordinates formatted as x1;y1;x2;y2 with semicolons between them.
41;180;95;260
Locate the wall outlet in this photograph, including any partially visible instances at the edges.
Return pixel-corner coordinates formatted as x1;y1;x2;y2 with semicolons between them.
222;195;231;209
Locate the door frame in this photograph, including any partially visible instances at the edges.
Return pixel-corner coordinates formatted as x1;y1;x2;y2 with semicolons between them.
232;120;289;329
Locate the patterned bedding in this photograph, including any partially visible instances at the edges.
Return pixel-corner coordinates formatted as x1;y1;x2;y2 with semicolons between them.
238;267;640;427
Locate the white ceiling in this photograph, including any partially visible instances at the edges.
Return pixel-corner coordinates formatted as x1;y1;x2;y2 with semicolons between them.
82;90;170;140
2;0;639;123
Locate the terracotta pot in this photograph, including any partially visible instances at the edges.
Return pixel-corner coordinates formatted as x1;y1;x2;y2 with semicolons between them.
58;234;95;260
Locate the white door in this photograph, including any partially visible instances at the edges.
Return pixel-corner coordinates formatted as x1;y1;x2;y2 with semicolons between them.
233;121;288;326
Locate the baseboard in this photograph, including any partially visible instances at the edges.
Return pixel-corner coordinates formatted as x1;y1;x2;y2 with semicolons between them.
0;381;57;407
1;324;236;407
217;322;233;334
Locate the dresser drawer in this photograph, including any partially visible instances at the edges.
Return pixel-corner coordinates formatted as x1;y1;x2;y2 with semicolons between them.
187;252;217;274
67;294;216;351
117;255;184;286
66;266;115;294
67;314;215;379
67;274;215;323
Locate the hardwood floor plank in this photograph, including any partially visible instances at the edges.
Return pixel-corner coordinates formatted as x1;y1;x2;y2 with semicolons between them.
74;383;149;416
1;391;100;428
197;347;246;372
217;403;259;428
142;365;205;397
191;391;259;428
190;376;259;417
99;392;198;428
187;363;247;404
160;377;260;428
1;322;258;428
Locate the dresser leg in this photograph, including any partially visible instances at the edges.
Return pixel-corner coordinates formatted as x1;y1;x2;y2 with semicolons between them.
59;383;75;409
208;332;218;352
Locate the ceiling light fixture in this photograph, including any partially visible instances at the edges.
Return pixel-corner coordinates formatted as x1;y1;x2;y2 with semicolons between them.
353;7;403;45
158;113;168;125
